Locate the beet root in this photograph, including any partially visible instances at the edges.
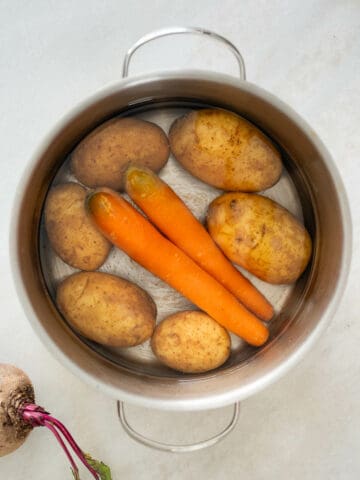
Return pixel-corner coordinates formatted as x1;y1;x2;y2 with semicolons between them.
0;364;34;457
0;363;112;478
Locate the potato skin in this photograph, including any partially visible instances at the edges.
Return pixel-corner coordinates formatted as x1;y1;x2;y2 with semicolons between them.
71;117;170;189
151;311;230;373
207;193;312;284
44;183;111;270
56;272;156;347
169;109;282;191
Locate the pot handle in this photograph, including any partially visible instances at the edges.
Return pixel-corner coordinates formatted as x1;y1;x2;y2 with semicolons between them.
122;26;246;80
116;400;240;453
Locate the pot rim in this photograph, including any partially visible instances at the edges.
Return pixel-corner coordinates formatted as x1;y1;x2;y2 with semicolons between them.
10;70;352;410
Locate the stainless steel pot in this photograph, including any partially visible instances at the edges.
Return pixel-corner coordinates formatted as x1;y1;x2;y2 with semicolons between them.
11;27;351;451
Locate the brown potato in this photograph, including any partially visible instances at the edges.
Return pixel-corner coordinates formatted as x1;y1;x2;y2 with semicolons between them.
71;117;170;189
169;108;282;191
44;183;111;270
207;193;312;284
56;272;156;347
151;311;231;373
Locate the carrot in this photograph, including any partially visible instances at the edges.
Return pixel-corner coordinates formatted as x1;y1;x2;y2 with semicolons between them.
124;165;273;321
87;189;269;346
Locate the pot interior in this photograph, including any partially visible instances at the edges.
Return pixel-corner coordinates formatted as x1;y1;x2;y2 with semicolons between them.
38;101;315;379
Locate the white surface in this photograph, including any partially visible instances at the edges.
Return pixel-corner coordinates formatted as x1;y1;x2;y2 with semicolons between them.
0;1;359;479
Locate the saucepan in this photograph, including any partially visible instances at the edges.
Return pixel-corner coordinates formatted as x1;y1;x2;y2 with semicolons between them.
11;27;351;452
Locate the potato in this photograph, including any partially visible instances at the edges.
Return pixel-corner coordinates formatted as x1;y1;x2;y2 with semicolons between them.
169;108;282;191
71;117;170;189
151;311;231;373
207;193;312;284
56;272;156;347
44;183;111;270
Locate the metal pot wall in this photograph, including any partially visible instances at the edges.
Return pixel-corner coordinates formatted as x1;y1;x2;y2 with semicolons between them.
11;27;351;450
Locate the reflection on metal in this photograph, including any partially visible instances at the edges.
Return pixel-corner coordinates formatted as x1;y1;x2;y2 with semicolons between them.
122;26;246;80
117;400;240;452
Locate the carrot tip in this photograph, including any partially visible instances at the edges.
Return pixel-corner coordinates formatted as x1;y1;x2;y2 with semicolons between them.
125;165;158;198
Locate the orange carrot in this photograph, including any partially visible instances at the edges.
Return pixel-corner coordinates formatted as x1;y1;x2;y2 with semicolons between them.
87;189;269;346
124;165;273;321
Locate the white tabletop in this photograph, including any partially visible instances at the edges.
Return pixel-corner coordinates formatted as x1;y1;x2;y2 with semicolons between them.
1;1;359;479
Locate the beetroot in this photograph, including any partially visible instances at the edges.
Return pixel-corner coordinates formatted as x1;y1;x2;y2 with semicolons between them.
0;364;112;479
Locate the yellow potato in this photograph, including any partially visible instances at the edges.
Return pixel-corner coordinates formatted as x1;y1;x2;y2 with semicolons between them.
71;117;170;189
56;272;156;347
151;311;231;373
169;108;282;191
207;193;312;284
44;183;111;270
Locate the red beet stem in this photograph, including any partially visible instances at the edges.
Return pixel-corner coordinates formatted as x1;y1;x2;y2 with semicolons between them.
22;404;99;479
46;414;99;478
44;420;79;475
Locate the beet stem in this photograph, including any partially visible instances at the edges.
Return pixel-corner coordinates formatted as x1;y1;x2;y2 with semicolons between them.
22;404;99;479
45;415;99;479
44;420;79;475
